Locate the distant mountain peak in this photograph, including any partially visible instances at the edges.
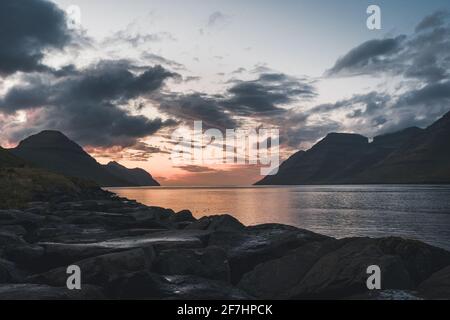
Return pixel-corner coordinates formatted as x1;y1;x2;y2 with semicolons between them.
256;109;450;185
12;131;160;187
16;130;83;152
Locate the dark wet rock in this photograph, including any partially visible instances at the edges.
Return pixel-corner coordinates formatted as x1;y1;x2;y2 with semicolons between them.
0;284;105;300
110;271;252;300
130;207;175;222
61;211;136;228
417;266;450;299
1;196;449;300
153;246;230;282
238;240;342;299
0;231;26;246
0;259;23;283
29;247;156;288
56;229;209;252
186;214;245;232
1;244;45;272
377;237;450;285
0;210;45;226
52;200;127;212
290;238;414;298
347;289;422;300
0;225;27;237
31;224;92;242
170;210;196;223
37;243;127;270
209;224;330;283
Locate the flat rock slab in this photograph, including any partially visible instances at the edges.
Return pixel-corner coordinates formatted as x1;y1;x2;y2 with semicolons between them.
29;247;156;288
110;271;252;300
0;284;105;300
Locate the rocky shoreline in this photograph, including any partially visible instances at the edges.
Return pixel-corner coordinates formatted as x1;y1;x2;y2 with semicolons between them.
1;193;449;300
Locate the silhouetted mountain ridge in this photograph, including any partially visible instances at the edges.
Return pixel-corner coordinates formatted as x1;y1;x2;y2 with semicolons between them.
11;131;160;187
256;111;450;185
105;161;159;186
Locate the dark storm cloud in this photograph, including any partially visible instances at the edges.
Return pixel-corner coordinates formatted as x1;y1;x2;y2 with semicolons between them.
395;81;450;108
222;73;316;116
327;37;405;76
158;93;238;130
0;60;178;147
156;72;315;132
328;11;450;83
0;0;72;76
308;92;390;118
415;10;449;32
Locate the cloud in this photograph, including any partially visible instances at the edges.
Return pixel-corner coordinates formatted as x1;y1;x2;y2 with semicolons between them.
156;72;316;132
104;30;175;48
0;60;178;147
174;165;220;173
0;0;72;76
222;73;316;116
415;10;449;32
207;11;230;28
85;142;170;161
141;52;185;70
328;11;450;83
327;36;405;76
158;92;238;130
318;10;450;142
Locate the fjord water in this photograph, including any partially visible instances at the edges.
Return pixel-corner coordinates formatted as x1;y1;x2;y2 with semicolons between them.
108;185;450;250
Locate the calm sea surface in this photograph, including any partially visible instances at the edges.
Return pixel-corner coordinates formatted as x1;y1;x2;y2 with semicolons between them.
107;185;450;250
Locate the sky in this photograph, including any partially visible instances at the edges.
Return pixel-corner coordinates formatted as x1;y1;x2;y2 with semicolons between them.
1;0;450;185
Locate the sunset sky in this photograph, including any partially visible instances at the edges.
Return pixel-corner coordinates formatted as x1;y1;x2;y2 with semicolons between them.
1;0;450;185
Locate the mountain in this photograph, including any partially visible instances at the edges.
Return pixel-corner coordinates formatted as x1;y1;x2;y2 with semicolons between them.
0;146;26;168
105;161;160;186
11;131;160;187
256;111;450;185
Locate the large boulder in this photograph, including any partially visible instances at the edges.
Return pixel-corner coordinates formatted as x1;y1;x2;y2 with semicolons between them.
169;210;197;224
0;284;105;300
186;214;245;232
208;224;330;283
238;240;342;299
289;238;414;298
417;266;450;299
153;246;230;282
28;247;155;289
377;237;450;285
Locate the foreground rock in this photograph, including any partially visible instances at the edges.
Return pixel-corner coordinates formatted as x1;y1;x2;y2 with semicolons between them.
417;266;450;299
0;284;105;300
0;197;449;300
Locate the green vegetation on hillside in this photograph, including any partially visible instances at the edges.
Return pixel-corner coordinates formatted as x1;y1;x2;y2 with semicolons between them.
0;167;101;209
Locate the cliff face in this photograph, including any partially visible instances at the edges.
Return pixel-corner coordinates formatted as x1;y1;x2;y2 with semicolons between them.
256;111;450;185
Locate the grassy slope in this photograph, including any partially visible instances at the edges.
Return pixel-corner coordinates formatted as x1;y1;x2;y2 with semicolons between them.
0;147;104;209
